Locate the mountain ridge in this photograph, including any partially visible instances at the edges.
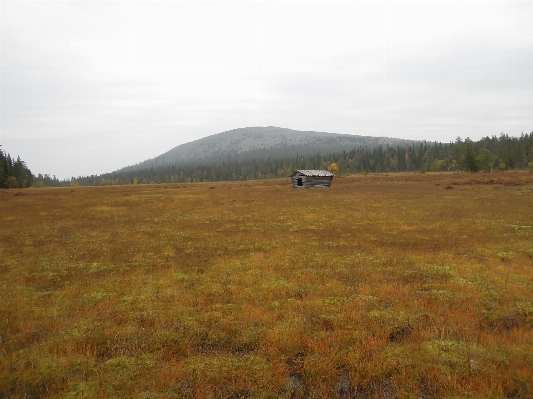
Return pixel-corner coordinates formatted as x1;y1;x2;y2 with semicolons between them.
119;126;418;172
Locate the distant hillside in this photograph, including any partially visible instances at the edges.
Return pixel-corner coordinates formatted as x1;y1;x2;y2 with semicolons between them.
119;126;416;172
56;131;532;187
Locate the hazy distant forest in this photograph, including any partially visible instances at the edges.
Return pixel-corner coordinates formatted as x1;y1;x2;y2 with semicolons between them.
8;132;533;189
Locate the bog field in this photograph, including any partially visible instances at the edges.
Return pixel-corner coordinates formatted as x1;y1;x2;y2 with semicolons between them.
1;172;533;398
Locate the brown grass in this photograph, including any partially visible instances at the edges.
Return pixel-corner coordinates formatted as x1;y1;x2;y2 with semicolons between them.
1;171;533;398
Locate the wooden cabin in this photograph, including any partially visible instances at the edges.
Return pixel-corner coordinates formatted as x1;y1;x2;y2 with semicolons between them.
290;170;334;188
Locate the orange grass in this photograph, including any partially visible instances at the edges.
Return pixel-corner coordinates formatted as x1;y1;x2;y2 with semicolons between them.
1;172;533;398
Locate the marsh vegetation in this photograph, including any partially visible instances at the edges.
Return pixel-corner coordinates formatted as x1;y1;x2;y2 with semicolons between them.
1;172;532;397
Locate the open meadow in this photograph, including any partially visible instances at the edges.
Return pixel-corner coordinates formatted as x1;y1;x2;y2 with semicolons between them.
1;172;533;398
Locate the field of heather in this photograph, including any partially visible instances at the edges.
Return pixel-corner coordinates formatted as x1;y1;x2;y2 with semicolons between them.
1;172;532;398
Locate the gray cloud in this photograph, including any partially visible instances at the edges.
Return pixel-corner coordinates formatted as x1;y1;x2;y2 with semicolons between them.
1;1;532;179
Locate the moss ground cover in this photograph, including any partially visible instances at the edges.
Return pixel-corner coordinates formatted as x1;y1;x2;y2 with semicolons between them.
1;172;532;398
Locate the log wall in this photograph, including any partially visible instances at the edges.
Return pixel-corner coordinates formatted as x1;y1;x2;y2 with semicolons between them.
291;176;332;188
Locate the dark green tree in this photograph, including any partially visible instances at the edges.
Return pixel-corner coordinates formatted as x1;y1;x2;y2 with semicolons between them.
0;149;33;188
477;148;497;172
464;141;479;172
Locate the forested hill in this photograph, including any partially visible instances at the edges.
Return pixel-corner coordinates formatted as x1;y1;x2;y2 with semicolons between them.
54;132;532;187
119;126;416;172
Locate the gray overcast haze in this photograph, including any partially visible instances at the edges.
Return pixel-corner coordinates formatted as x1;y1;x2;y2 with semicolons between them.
1;1;532;179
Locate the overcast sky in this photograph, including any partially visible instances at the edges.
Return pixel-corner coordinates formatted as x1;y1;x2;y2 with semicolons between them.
1;1;532;179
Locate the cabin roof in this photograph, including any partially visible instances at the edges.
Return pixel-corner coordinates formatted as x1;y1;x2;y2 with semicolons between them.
292;170;334;177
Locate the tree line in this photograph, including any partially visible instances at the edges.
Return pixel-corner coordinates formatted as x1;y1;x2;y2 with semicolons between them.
23;131;533;188
0;146;34;189
49;132;531;187
336;133;533;175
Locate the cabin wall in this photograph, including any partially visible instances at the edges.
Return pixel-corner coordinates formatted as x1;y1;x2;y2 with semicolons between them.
291;175;332;188
291;176;307;188
307;177;333;188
